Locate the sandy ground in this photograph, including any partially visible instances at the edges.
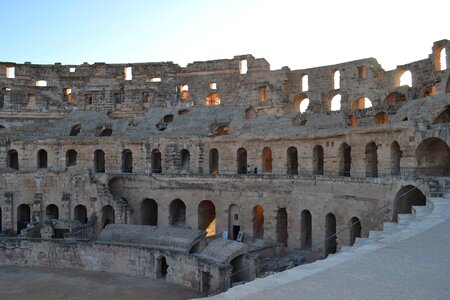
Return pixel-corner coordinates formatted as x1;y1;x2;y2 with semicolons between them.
0;265;206;300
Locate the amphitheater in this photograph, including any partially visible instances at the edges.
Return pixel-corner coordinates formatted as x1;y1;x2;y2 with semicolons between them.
0;39;449;298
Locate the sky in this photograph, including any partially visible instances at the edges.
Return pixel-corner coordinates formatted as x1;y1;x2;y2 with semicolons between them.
0;0;448;71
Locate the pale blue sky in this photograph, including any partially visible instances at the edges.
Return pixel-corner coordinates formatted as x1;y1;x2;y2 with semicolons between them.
0;0;448;70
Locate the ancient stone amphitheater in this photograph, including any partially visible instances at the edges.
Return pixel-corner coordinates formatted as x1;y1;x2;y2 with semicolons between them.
0;39;449;295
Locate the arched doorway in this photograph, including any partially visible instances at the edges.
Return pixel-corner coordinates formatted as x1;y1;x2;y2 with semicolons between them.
209;148;219;175
8;149;19;170
391;141;401;175
313;145;324;175
325;213;337;257
94;149;105;173
74;204;87;224
169;199;186;226
66;149;77;167
180;149;190;173
45;204;59;219
287;146;298;175
198;200;216;237
394;185;426;222
349;217;361;246
415;137;450;176
253;205;264;240
17;204;30;232
122;149;133;173
37;149;48;169
157;256;169;278
237;148;247;174
228;204;241;240
101;205;115;228
141;199;158;226
300;210;312;250
262;147;272;173
151;149;162;173
276;208;288;246
339;143;351;177
365;142;378;177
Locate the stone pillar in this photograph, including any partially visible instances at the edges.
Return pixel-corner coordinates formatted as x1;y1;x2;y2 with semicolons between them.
61;193;71;220
32;193;42;224
4;192;13;233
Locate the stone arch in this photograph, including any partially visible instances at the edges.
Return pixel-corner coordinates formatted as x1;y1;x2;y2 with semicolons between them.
180;149;190;173
329;94;341;111
17;204;31;232
228;204;241;240
338;143;351;177
351;97;372;110
151;149;162;173
141;199;158;226
349;217;361;246
300;209;312;250
375;112;389;125
237;148;247;174
293;93;309;113
94;149;105;173
348;115;358;128
198;200;216;237
122;149;133;173
206;92;221;106
245;107;257;120
276;208;288;246
74;204;87;224
253;205;264;240
432;106;450;125
435;46;447;71
397;70;412;87
169;199;186;226
99;128;112;136
66;149;77;167
325;213;337;257
37;149;48;169
394;185;426;222
45;204;59;219
333;70;340;90
102;205;115;228
420;86;436;98
416;137;450;176
313;145;324;175
287;146;298;175
391;141;401;175
384;92;406;106
365;142;378;177
209;148;219;175
69;124;82;136
262;147;272;173
7;149;19;170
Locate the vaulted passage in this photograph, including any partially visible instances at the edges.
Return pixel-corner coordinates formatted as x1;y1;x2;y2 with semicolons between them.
365;142;378;177
228;204;241;240
349;217;361;246
285;146;298;175
339;143;351;176
253;205;264;240
74;204;87;224
394;186;426;222
141;199;158;226
262;147;272;173
391;141;401;175
180;149;190;173
198;200;216;237
313;145;324;175
17;204;31;232
122;149;133;173
416;138;450;176
94;149;105;172
45;204;59;219
102;205;115;228
325;213;337;257
432;106;450;125
37;149;48;169
151;149;162;173
300;210;312;250
209;148;219;175
237;148;247;174
169;199;186;226
276;208;288;246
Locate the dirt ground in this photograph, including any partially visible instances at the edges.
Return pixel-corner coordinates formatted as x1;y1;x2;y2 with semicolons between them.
0;265;206;300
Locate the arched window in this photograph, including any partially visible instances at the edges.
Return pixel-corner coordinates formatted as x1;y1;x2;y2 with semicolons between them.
209;148;219;175
253;205;264;240
333;70;340;90
101;205;115;228
198;200;216;237
293;93;309;113
287;146;298;175
7;149;19;170
169;199;186;226
301;75;309;92
262;147;272;173
66;150;77;167
17;204;30;232
228;204;241;240
237;148;247;174
99;128;112;136
399;70;412;87
276;208;288;246
151;149;162;173
46;204;59;219
122;149;133;173
141;199;158;226
325;213;337;256
180;149;190;173
94;149;105;173
365;142;378;177
436;47;447;71
330;94;341;111
300;210;312;250
69;124;82;136
313;145;324;175
37;149;48;169
349;217;361;246
375;112;389;125
74;205;87;224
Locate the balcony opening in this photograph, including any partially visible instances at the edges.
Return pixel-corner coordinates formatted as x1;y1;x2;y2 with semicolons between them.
237;148;247;174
